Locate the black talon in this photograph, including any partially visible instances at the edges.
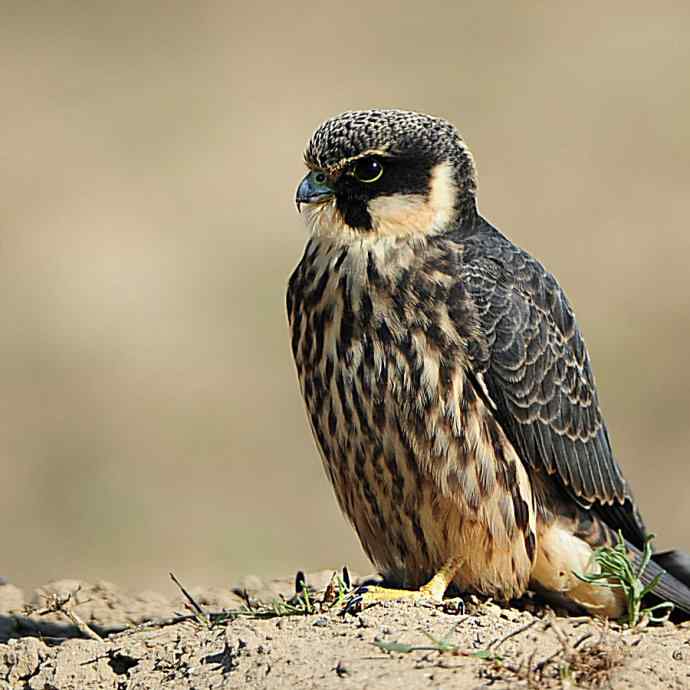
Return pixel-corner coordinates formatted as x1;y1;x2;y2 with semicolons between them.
343;595;363;615
341;584;374;615
295;570;307;594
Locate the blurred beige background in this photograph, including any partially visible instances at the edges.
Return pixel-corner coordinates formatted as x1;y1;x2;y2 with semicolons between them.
1;2;689;594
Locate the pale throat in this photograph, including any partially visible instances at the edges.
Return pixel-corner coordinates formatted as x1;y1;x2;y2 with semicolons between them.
300;160;458;244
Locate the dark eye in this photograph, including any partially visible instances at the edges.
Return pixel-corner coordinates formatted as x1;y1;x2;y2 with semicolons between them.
313;171;328;185
352;158;383;183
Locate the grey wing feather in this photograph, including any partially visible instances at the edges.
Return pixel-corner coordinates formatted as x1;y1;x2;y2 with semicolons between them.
454;221;647;547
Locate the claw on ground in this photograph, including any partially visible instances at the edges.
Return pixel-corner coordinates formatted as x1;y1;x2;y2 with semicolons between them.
342;584;443;614
342;558;464;614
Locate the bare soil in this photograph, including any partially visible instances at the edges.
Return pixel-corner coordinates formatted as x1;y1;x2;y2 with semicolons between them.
1;572;689;689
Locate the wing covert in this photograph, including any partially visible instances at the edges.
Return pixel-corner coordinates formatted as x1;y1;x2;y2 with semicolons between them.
454;224;646;547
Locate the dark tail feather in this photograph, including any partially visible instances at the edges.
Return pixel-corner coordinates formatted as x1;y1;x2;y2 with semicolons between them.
652;550;690;590
628;546;690;618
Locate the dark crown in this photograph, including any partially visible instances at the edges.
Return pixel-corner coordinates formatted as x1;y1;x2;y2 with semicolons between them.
304;109;477;199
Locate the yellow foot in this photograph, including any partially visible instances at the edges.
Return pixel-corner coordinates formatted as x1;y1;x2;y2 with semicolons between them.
343;557;464;614
343;584;440;613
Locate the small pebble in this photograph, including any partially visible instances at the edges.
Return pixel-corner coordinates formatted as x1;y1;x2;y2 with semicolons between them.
499;609;520;621
442;599;464;615
482;603;502;617
313;617;329;627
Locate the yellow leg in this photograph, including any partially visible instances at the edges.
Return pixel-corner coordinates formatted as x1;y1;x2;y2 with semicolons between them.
344;556;463;613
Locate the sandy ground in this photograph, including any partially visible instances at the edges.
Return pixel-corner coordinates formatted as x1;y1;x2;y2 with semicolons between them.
1;572;690;690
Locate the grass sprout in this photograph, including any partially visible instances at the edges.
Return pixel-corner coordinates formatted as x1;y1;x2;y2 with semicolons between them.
575;532;674;626
218;568;352;622
373;623;501;661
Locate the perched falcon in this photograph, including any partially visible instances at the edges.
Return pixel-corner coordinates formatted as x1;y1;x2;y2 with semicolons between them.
286;109;690;617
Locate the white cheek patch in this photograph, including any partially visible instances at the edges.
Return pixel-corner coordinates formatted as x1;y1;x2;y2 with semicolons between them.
367;194;431;236
427;160;458;230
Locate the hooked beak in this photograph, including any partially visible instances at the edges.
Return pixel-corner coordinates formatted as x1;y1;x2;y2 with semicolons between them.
295;171;334;212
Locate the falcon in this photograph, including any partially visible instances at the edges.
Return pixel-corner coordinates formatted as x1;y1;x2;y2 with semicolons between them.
286;109;690;617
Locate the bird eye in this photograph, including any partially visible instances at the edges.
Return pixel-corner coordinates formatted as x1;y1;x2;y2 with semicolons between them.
313;171;328;185
352;158;383;183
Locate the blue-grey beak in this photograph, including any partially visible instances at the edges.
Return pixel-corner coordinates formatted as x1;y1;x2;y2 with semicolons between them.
295;171;334;212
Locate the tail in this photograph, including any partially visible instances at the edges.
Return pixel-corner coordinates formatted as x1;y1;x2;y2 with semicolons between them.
652;549;690;588
647;549;690;619
629;546;690;619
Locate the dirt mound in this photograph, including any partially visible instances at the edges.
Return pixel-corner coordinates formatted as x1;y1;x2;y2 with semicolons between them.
1;573;689;689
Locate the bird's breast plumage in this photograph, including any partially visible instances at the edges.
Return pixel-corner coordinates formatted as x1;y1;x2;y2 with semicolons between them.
287;232;537;597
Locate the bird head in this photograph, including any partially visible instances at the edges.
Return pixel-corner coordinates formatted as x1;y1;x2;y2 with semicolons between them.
296;109;477;241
